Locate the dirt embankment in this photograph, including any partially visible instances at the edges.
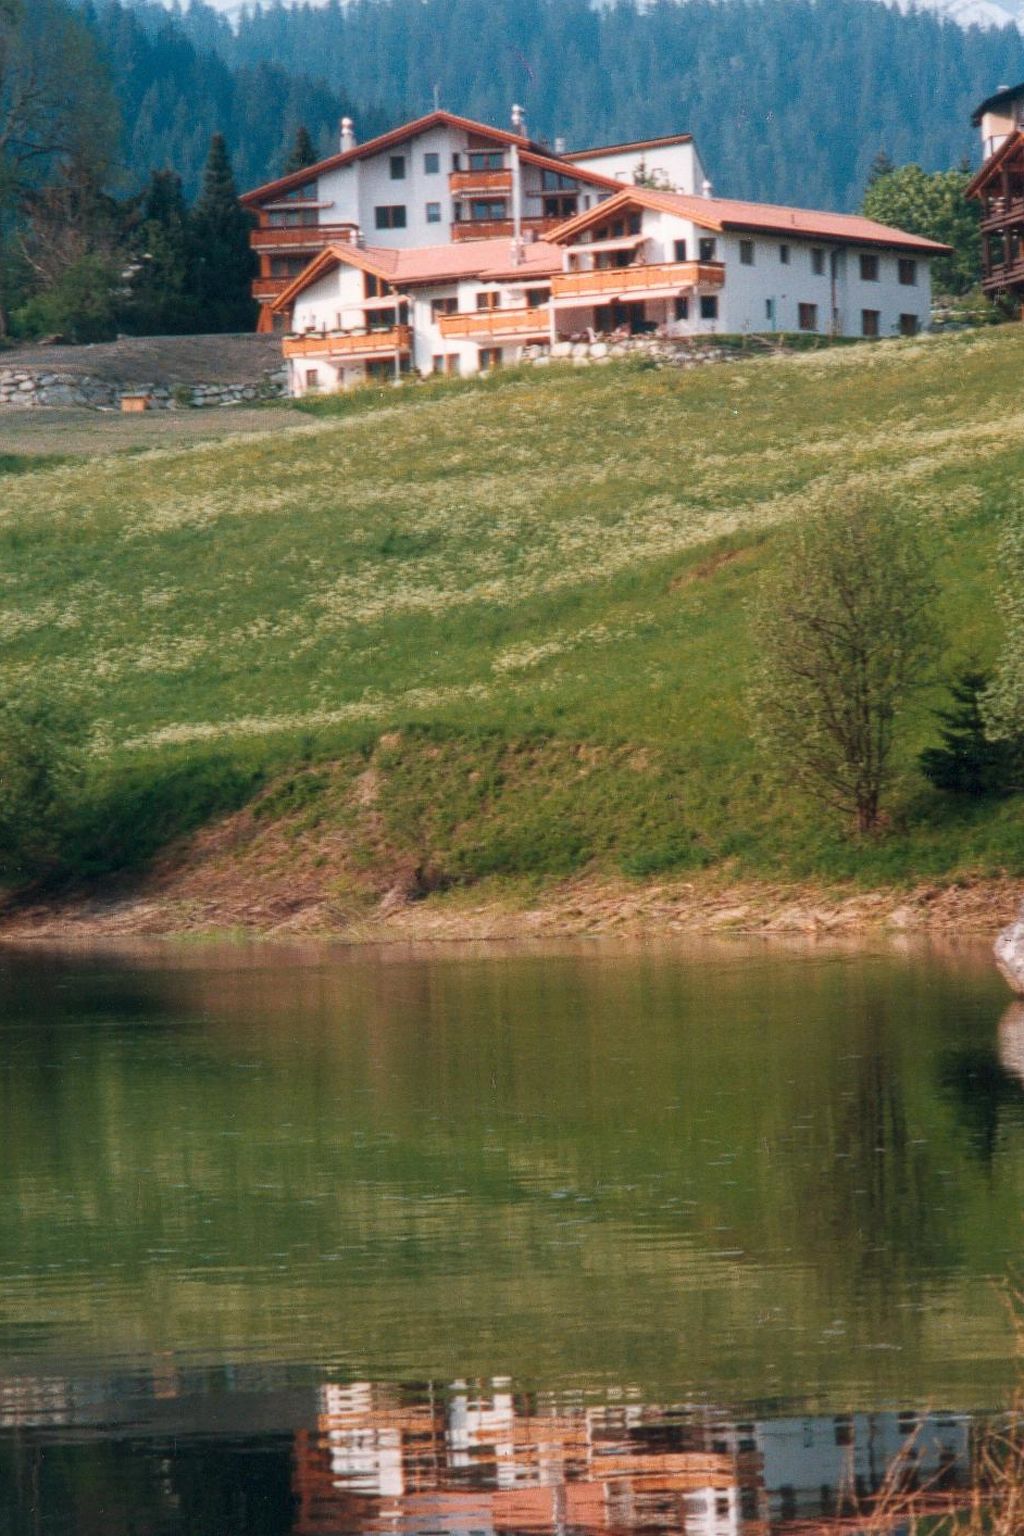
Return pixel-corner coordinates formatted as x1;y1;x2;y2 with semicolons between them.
0;783;1018;947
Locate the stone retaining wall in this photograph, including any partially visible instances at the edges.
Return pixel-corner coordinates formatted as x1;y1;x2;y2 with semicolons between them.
0;367;288;411
522;336;754;369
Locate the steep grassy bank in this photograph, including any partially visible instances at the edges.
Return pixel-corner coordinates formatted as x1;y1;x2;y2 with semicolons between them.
3;330;1024;926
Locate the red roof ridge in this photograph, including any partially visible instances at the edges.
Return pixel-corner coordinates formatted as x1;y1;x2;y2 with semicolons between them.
243;110;542;207
547;185;952;254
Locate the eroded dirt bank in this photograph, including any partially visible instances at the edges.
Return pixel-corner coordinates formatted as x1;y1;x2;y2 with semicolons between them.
1;869;1019;946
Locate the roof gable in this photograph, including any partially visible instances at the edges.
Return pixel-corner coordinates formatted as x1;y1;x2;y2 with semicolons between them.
965;128;1024;196
243;110;537;207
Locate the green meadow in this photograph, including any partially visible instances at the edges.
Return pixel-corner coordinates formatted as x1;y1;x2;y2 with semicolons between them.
3;328;1024;892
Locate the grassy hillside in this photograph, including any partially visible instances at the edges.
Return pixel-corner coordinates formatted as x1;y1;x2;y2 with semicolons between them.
4;329;1024;902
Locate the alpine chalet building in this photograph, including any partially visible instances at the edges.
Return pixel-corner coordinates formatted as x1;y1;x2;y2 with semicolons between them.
240;109;949;395
967;82;1024;303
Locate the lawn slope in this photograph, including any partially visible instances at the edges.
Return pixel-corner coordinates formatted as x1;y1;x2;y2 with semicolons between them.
3;330;1024;930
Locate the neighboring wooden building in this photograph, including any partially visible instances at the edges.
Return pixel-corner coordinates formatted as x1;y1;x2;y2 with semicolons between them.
967;83;1024;302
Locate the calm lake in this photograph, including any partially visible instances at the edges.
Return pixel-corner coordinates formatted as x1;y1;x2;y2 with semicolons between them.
0;937;1022;1534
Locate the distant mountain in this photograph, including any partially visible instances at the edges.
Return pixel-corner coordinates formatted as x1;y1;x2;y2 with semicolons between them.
92;0;1024;208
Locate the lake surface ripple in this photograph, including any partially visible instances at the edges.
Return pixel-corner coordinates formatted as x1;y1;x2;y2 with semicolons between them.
0;937;1020;1533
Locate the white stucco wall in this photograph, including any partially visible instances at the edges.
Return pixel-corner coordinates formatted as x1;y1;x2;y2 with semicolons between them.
568;140;704;195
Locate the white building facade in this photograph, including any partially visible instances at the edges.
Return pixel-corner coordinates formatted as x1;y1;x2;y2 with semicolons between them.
250;114;948;392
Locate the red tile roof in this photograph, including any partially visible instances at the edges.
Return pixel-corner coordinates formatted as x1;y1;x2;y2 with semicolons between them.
271;238;561;311
549;187;952;254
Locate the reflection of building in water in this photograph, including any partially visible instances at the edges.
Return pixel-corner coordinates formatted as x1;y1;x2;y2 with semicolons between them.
293;1380;969;1535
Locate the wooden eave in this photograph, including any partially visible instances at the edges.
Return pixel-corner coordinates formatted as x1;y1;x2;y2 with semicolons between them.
547;188;722;245
243;110;541;207
270;245;397;312
965;130;1024;199
562;132;693;160
518;149;625;193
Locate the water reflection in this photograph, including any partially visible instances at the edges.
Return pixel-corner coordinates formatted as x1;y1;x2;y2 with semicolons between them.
0;1371;972;1536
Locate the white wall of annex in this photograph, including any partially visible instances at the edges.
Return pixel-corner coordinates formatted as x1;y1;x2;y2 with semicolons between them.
568;140;702;194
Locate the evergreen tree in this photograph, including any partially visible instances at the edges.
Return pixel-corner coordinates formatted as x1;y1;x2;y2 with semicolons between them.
283;123;318;174
866;150;895;185
189;132;255;332
919;669;1022;797
124;168;202;334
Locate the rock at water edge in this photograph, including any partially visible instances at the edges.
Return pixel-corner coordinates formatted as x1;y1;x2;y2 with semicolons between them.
994;901;1024;994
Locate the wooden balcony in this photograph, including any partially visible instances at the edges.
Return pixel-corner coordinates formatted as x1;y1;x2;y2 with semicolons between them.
981;197;1024;233
552;260;725;301
450;168;511;195
439;307;549;340
253;276;288;299
451;216;565;242
251;223;357;251
283;326;411;359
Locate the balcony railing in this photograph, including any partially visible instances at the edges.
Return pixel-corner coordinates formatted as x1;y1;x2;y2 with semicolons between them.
450;216;568;243
283;326;411;359
981;196;1024;233
450;168;512;195
252;223;358;251
438;307;550;339
253;277;290;299
551;260;725;301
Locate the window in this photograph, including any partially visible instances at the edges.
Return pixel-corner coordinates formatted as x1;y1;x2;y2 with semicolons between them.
541;169;577;190
628;212;642;235
268;208;318;227
779;243;790;264
364;272;393;299
526;286;550;308
698;236;717;262
900;312;920;336
432;354;457;374
543;196;577;218
798;302;818;331
426;201;442;223
674;295;689;320
468;200;506;222
280;181;317;202
898;257;918;286
374;205;407;229
451;153;462;171
673;238;688;262
811;247;825;275
861;308;880;337
389;155;406;181
305;368;319;389
700;294;718;320
479;347;502;370
430;296;458;318
424;151;440;174
269;256;309;277
468;150;504;171
739;239;755;265
859;253;879;281
476;290;499;310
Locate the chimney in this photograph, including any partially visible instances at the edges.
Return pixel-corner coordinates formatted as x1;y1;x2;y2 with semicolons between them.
554;135;566;155
701;177;713;198
511;103;526;137
340;117;356;153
